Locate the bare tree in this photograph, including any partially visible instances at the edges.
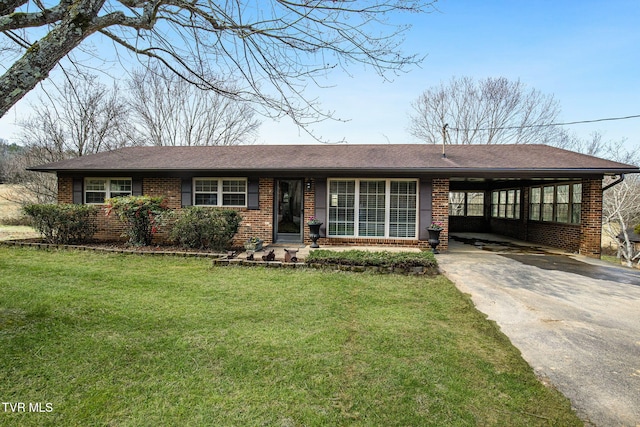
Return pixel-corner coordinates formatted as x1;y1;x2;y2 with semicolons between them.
3;148;59;203
0;1;436;130
597;142;640;267
5;73;135;203
552;129;613;157
603;173;640;267
17;74;135;156
128;67;260;146
409;76;562;144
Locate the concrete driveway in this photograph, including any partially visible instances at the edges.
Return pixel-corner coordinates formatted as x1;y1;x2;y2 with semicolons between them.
437;234;640;427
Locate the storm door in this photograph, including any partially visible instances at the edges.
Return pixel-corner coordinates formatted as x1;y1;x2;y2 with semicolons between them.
275;179;304;243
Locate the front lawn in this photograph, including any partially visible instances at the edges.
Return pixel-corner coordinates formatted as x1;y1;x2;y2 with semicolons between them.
0;247;581;426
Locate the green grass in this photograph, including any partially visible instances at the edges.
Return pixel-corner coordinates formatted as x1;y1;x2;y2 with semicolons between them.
0;246;582;426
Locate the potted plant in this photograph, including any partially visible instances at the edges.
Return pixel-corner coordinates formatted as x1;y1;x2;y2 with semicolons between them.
244;236;263;252
427;221;443;253
307;216;323;248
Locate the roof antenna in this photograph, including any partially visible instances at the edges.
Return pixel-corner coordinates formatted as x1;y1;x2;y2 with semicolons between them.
441;124;448;158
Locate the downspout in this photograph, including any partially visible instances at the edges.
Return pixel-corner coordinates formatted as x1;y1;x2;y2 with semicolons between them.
602;174;625;191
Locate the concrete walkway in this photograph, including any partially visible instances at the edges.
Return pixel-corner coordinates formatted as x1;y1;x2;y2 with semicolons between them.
438;234;640;427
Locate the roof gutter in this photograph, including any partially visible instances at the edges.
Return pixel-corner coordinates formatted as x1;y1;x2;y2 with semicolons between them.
602;174;625;191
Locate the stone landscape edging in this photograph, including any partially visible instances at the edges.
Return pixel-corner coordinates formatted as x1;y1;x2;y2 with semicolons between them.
2;240;438;275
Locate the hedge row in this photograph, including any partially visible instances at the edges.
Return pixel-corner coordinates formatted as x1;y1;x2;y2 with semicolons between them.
23;204;97;245
305;249;437;270
23;202;241;250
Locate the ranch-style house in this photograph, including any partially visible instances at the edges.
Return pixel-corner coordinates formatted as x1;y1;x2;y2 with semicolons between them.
30;144;640;258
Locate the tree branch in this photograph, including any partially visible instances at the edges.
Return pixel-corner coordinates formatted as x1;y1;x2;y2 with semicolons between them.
0;0;28;17
0;0;72;31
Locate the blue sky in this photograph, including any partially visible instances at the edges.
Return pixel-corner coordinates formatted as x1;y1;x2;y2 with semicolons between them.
258;0;640;149
1;0;639;150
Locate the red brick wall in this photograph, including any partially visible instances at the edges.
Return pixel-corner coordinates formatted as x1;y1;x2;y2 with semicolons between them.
579;178;602;258
526;222;581;253
317;236;427;248
234;178;274;247
57;174;602;255
303;180;315;245
431;178;449;251
57;176;73;204
143;177;182;209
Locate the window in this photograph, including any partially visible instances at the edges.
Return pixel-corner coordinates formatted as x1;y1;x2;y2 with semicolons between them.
194;178;247;207
542;186;554;221
529;187;541;220
571;183;582;224
328;180;355;236
529;182;582;224
359;180;386;237
449;191;484;217
555;185;569;223
85;178;132;204
467;192;485;216
491;189;520;219
390;181;417;238
328;179;418;239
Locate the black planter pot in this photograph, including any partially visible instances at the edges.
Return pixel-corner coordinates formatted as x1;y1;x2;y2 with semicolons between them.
427;228;442;253
308;223;322;248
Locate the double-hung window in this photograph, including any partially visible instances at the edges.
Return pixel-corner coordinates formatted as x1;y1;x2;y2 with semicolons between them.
194;178;247;207
328;179;418;239
84;178;132;204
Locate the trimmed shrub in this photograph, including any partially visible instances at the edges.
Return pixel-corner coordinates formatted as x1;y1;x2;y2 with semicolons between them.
169;207;241;251
305;249;438;270
23;204;97;244
106;196;169;246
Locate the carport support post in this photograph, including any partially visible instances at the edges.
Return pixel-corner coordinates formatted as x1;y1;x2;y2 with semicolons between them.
579;178;603;258
431;178;449;252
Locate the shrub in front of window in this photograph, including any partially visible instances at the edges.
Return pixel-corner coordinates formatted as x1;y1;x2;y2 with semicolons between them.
23;204;98;244
169;207;242;251
106;196;169;246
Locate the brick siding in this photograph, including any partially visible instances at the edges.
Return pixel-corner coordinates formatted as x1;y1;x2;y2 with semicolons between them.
303;180;315;245
55;175;604;256
431;178;449;251
57;176;73;204
142;177;182;209
234;178;274;247
579;178;602;257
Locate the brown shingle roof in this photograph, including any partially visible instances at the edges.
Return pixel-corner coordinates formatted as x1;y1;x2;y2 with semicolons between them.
29;144;639;176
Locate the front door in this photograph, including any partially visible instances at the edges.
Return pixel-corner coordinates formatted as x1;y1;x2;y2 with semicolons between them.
275;179;303;243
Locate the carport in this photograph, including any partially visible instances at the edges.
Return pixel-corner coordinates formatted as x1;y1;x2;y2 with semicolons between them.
445;170;628;258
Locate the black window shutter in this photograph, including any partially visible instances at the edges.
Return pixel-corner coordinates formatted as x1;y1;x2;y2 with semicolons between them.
314;179;327;232
247;178;259;210
132;178;143;196
419;179;432;241
72;178;83;204
181;178;192;207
